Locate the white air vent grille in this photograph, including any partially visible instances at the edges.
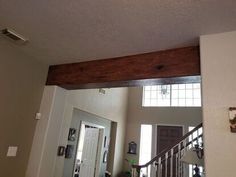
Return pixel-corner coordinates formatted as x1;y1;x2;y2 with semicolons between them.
1;28;28;44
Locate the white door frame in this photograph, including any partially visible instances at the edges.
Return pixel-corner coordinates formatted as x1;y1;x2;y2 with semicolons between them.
73;121;105;177
82;121;105;177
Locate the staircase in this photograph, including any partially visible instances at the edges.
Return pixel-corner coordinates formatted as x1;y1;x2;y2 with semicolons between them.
131;123;203;177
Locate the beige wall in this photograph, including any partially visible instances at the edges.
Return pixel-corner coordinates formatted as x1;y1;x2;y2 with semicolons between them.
65;88;129;176
124;87;202;170
27;87;128;177
200;31;236;177
0;40;48;177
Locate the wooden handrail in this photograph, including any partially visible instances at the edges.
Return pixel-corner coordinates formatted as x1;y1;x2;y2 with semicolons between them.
132;123;203;169
158;134;203;164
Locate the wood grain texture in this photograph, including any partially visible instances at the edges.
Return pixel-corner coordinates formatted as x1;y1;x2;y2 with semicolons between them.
46;46;200;89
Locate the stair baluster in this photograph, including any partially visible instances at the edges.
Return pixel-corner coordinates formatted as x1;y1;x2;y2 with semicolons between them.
165;152;168;177
158;157;161;177
170;148;173;177
131;123;203;177
146;166;149;177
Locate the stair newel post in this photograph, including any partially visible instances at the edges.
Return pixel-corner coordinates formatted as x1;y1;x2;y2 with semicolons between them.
131;167;135;177
146;166;149;177
131;165;140;177
136;166;141;177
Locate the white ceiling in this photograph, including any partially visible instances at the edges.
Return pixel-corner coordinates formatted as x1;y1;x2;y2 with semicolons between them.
0;0;236;64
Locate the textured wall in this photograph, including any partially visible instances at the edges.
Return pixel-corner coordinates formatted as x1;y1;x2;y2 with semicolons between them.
27;87;128;177
65;88;129;176
200;31;236;177
0;40;48;177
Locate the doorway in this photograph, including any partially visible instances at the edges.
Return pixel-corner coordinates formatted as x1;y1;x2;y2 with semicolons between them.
74;123;104;177
63;109;112;177
156;125;183;155
156;125;183;177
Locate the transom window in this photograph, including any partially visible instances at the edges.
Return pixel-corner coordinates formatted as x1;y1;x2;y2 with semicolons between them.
142;83;201;107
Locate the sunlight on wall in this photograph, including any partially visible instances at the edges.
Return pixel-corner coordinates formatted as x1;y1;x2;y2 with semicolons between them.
139;124;152;177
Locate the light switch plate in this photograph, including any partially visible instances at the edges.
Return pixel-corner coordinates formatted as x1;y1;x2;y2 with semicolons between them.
7;146;18;157
35;112;41;120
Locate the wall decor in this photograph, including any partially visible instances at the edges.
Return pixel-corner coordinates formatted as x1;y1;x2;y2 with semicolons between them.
68;128;76;141
65;145;74;158
229;107;236;133
127;141;137;154
57;146;66;156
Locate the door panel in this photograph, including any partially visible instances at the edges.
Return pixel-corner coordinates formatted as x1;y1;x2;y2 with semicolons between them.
156;125;183;177
157;125;183;154
80;128;100;177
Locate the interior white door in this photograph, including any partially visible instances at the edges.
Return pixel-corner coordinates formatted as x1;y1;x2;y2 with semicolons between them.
80;128;100;177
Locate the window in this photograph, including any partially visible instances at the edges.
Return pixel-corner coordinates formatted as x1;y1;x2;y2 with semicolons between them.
139;124;152;177
142;83;201;107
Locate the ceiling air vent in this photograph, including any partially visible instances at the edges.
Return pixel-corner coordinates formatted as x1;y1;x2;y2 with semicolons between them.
1;28;28;44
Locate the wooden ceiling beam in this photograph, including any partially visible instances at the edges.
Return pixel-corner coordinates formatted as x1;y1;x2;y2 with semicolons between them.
46;46;200;90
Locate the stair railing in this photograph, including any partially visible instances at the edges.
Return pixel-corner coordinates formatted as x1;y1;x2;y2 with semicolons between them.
132;123;203;177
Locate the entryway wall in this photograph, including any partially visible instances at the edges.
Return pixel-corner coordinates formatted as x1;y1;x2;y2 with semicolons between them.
63;109;112;177
26;86;128;177
124;87;202;171
200;30;236;177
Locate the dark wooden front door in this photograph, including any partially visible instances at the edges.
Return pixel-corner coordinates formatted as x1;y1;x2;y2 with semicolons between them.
156;125;183;154
156;125;183;177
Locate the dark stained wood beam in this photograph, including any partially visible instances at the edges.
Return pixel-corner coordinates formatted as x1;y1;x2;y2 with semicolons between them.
46;46;200;90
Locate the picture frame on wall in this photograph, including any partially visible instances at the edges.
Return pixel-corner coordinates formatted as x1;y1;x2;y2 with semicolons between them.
65;145;74;158
68;128;76;141
127;141;137;154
